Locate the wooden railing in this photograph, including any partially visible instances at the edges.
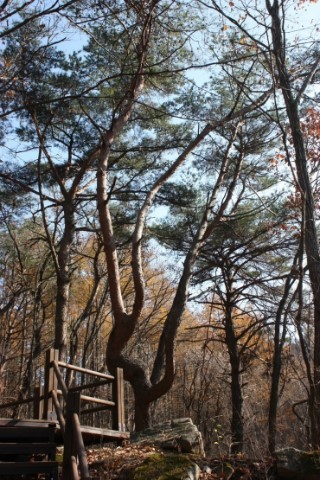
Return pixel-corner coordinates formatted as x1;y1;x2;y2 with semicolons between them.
0;348;127;480
62;391;90;480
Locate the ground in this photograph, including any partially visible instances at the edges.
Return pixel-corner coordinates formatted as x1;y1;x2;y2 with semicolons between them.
85;443;276;479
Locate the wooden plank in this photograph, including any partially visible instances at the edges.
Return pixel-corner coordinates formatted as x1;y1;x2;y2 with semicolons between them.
54;423;129;445
79;424;130;442
0;418;56;427
0;427;56;440
58;361;114;380
0;461;58;474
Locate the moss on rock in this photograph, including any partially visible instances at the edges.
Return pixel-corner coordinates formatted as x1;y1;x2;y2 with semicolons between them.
132;453;199;480
299;451;320;473
276;448;320;479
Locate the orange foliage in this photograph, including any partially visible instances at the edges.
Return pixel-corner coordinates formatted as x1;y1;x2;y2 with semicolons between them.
300;108;320;209
297;0;318;6
301;108;320;164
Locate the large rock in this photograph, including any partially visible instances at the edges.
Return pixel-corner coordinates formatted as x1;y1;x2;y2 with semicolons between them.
132;453;200;480
275;447;320;479
131;418;205;456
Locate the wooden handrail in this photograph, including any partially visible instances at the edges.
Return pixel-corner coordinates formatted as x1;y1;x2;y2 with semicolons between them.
70;456;79;480
80;394;115;407
62;391;91;480
63;391;80;480
68;379;110;392
52;360;68;399
51;390;66;435
0;396;34;409
58;361;114;381
72;412;90;480
80;404;114;415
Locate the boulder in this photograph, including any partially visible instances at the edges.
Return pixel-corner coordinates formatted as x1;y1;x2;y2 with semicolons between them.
131;418;205;456
132;453;200;480
275;447;320;479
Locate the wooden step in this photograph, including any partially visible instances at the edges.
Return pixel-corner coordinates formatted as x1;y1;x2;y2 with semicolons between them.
0;420;58;477
0;427;55;446
0;460;58;476
0;426;56;441
0;419;56;429
0;442;56;456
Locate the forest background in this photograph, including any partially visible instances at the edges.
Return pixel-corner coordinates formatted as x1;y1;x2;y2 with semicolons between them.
0;0;320;458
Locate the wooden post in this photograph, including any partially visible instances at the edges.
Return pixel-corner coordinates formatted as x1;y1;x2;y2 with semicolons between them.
43;348;59;420
33;384;44;420
63;391;81;480
112;368;125;432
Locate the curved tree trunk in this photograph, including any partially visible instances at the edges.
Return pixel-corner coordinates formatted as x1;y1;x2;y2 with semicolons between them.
134;396;151;431
96;21;271;427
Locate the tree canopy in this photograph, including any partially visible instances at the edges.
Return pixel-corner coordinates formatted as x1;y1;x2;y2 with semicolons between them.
0;0;320;454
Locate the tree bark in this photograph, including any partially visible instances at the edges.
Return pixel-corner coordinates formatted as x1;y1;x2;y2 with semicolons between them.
266;0;320;447
268;252;298;453
54;199;75;359
224;289;243;454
